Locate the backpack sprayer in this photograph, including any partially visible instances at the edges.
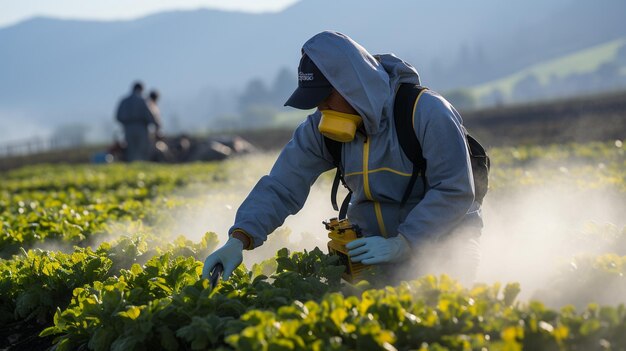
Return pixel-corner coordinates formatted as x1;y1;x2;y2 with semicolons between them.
324;217;371;283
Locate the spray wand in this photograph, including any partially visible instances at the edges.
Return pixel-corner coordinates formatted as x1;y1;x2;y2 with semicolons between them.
209;262;224;290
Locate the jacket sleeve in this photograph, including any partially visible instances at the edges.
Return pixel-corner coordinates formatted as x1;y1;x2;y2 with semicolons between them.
116;99;127;123
229;113;335;248
396;93;475;247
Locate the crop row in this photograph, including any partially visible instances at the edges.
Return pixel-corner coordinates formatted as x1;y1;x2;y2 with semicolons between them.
0;141;624;350
1;229;625;350
0;162;229;256
38;248;626;350
2;142;624;255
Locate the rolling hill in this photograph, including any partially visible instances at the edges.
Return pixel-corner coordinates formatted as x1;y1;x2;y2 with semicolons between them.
0;0;625;142
472;37;626;102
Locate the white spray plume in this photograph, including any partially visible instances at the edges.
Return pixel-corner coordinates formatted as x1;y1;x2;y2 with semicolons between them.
146;151;626;308
150;151;343;266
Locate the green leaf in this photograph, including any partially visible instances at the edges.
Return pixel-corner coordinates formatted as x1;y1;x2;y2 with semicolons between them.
159;326;180;351
88;327;116;351
118;306;141;320
503;283;521;306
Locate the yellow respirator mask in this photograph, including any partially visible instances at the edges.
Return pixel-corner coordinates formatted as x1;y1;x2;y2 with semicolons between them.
318;110;362;142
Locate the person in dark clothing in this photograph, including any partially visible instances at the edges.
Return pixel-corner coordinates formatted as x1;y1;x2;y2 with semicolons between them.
115;81;157;161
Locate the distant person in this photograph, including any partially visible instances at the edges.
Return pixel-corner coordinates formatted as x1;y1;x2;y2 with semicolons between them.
115;81;157;161
146;89;163;140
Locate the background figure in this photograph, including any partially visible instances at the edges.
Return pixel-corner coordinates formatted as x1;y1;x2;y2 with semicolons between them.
115;81;157;161
147;89;163;140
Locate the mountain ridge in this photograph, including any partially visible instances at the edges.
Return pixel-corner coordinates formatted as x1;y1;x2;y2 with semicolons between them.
0;0;624;141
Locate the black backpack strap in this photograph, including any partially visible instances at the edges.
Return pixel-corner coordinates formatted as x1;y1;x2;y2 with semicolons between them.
465;132;490;204
324;136;352;219
394;85;491;206
338;192;351;220
394;84;428;208
324;136;341;211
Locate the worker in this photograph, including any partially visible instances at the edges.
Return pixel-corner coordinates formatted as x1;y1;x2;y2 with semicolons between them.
146;89;163;141
115;81;158;161
202;31;483;284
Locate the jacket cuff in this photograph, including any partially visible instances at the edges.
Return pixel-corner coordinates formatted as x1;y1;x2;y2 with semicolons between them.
230;229;254;250
397;231;421;250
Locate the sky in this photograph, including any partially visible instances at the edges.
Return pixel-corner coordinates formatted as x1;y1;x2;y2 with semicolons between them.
0;0;299;28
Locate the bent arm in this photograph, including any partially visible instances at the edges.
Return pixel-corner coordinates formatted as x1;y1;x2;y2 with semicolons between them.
116;100;127;123
229;113;335;248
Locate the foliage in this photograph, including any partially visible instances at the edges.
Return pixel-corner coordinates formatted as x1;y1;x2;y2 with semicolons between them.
487;141;625;192
0;141;625;350
0;232;218;328
43;264;626;351
41;248;344;351
0;162;226;256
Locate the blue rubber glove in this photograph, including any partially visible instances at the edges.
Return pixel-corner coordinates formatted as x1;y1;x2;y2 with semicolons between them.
201;237;244;281
346;235;410;265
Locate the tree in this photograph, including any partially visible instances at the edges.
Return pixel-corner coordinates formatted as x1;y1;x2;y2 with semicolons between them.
51;123;88;148
615;43;626;66
443;89;477;110
238;78;272;114
481;88;505;107
271;67;295;107
512;74;543;102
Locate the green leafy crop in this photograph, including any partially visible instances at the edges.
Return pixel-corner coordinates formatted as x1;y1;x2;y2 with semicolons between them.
0;142;625;350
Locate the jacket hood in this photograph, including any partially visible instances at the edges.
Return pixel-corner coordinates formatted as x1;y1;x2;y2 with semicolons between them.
302;31;420;135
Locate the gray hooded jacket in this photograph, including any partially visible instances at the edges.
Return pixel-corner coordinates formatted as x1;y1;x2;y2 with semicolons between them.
231;31;482;250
